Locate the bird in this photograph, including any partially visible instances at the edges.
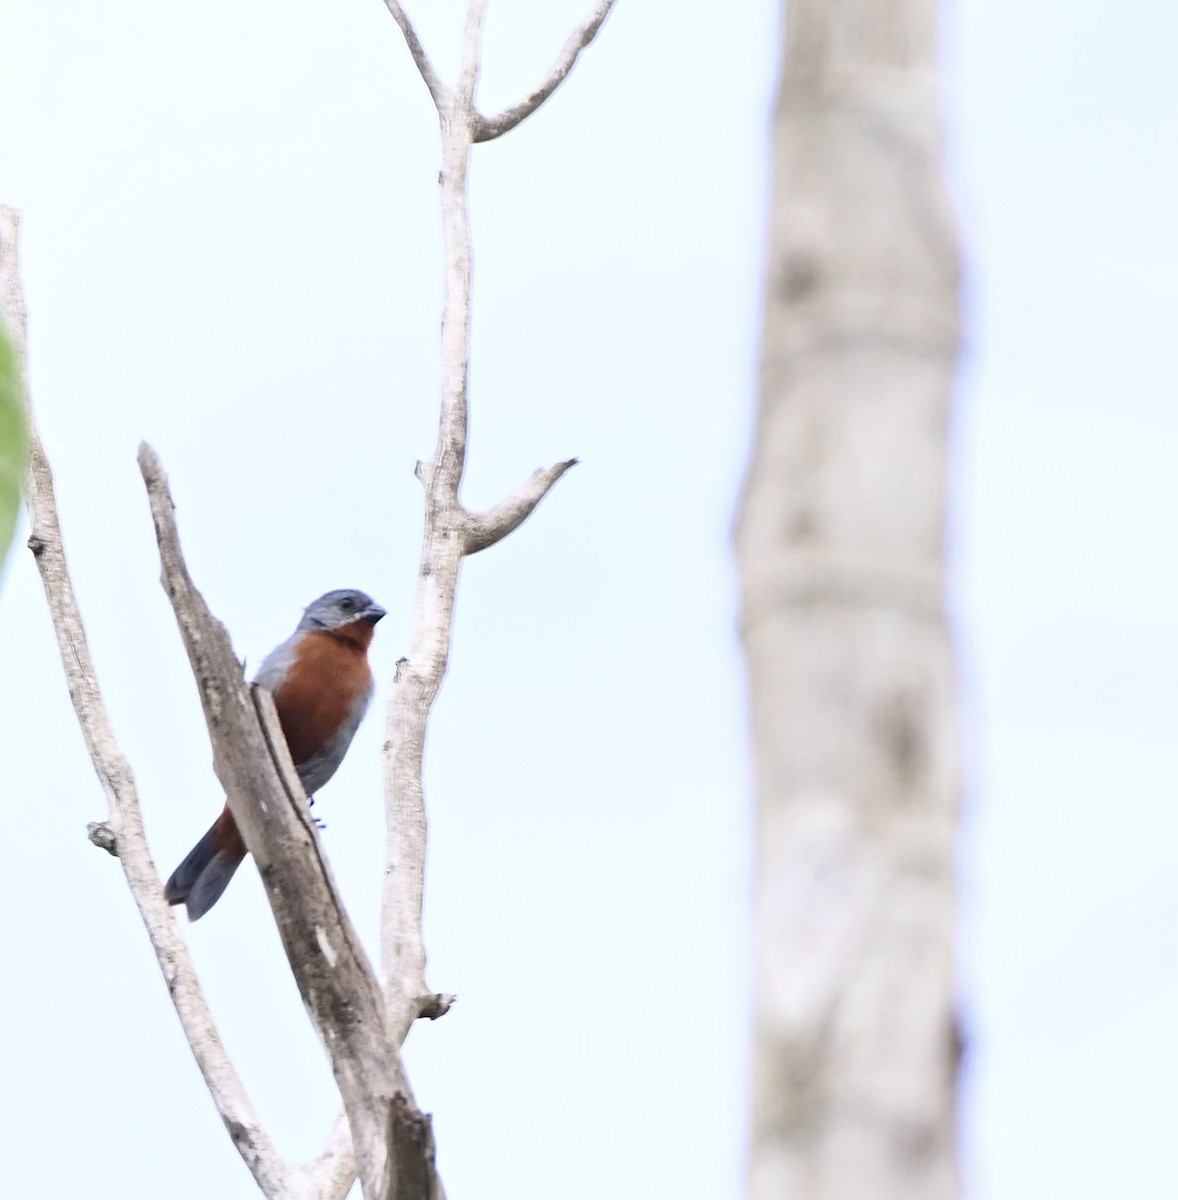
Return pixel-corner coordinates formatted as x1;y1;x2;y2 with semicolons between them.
164;588;386;921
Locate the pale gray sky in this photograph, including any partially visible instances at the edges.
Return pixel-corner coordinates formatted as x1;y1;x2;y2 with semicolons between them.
1;1;1175;1198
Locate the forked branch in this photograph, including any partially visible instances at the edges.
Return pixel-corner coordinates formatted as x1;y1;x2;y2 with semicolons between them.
377;0;618;143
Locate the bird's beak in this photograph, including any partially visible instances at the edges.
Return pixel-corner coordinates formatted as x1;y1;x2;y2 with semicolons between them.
361;603;387;625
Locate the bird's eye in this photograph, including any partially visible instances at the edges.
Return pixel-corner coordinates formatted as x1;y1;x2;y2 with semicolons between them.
339;597;355;612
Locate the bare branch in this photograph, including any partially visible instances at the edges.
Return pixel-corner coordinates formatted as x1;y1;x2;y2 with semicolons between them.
462;458;578;554
139;441;442;1200
301;1112;357;1200
473;0;618;142
381;0;590;1054
380;0;448;112
457;0;488;107
381;3;482;1040
0;204;300;1200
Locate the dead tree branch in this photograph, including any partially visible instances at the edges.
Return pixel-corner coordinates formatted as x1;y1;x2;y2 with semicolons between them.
378;0;597;1042
0;207;303;1200
139;443;429;1200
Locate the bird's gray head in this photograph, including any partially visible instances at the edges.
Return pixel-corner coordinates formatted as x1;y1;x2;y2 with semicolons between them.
297;589;387;633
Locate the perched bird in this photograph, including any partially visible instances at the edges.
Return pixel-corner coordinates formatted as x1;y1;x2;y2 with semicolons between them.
165;588;386;920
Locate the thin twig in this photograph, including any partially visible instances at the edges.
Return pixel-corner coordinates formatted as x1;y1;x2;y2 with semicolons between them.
380;0;448;111
0;205;301;1200
457;0;488;107
473;0;618;142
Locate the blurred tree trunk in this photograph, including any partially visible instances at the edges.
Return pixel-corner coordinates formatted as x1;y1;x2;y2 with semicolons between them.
735;1;962;1198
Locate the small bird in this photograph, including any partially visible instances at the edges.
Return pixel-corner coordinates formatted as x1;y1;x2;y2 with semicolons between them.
165;588;386;921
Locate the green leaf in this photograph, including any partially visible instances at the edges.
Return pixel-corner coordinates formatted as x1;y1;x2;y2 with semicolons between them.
0;322;27;577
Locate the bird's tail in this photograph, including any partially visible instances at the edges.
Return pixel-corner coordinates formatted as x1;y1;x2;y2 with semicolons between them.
164;809;246;921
